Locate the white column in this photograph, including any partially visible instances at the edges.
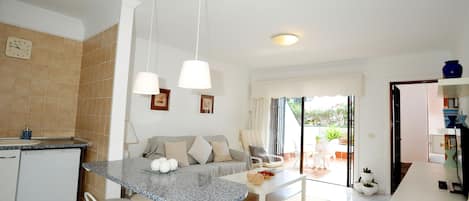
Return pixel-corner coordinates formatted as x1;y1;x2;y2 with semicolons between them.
105;0;141;199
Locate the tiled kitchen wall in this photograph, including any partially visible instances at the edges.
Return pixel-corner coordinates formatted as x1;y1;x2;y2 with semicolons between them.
75;25;117;201
0;23;82;137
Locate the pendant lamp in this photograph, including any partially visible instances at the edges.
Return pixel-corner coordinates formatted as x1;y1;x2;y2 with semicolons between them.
178;0;212;89
133;0;160;95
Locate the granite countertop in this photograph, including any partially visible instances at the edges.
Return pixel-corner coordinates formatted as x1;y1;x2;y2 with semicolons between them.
0;137;89;150
83;158;248;201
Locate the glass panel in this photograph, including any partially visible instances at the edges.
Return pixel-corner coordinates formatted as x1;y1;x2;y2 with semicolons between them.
347;96;355;187
302;96;349;185
281;98;303;173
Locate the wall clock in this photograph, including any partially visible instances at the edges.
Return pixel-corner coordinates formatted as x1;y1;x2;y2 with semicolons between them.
5;37;32;59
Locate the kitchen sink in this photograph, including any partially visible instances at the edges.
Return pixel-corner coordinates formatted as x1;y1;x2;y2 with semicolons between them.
0;139;41;146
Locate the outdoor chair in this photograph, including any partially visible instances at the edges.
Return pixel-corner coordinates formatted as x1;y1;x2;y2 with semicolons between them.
240;129;284;168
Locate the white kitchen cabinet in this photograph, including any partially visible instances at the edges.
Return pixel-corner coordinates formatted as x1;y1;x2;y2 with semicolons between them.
16;149;81;201
0;149;21;201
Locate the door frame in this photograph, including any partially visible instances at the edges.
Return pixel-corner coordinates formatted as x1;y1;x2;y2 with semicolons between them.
389;79;437;193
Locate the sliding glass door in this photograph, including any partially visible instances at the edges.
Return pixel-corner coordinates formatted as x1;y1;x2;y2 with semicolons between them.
274;96;355;186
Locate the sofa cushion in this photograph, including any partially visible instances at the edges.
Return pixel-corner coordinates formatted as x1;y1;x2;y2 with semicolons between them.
211;141;233;162
188;136;212;165
165;141;190;167
249;145;271;163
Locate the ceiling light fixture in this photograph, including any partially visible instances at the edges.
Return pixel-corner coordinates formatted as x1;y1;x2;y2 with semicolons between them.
133;0;160;95
271;33;299;46
178;0;212;89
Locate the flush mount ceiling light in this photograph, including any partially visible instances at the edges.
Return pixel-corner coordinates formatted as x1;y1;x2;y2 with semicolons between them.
133;0;160;95
178;0;212;89
271;33;299;46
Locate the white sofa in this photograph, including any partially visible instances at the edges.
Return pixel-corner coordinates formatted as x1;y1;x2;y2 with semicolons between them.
142;135;250;177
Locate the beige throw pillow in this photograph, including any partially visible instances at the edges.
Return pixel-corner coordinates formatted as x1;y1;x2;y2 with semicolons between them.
211;141;232;162
188;136;212;164
165;141;190;167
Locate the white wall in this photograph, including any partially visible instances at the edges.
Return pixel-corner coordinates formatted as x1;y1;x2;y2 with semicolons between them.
455;7;469;69
0;0;84;40
399;84;429;163
455;9;469;129
251;49;453;194
127;38;250;157
427;83;445;134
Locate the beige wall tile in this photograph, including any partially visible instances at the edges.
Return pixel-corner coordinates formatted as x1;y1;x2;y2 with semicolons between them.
0;22;82;138
76;25;116;175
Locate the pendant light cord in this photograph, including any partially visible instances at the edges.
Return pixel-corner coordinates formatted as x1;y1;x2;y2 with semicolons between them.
194;0;202;60
145;0;157;72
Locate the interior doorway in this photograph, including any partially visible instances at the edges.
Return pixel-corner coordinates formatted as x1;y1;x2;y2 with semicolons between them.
390;79;441;193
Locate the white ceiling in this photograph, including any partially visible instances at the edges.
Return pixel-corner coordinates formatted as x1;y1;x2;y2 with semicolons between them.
135;0;469;68
16;0;469;68
18;0;121;39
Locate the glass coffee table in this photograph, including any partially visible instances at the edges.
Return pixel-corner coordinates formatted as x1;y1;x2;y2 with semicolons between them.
221;169;306;201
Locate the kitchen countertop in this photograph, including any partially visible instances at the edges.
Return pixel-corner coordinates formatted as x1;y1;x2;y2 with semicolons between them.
391;162;466;201
83;158;248;201
0;137;89;150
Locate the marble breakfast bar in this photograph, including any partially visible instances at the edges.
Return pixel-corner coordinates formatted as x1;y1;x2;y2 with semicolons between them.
83;158;248;201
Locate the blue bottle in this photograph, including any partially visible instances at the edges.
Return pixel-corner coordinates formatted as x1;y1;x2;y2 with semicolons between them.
21;126;32;140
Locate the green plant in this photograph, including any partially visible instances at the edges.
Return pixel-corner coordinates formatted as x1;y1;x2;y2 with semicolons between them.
325;126;343;141
363;183;374;188
315;135;321;143
363;167;372;173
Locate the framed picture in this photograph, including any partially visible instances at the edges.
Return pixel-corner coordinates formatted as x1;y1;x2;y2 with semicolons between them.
151;89;170;110
200;95;214;113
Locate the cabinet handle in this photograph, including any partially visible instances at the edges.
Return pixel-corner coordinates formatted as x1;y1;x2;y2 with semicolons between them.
0;156;16;159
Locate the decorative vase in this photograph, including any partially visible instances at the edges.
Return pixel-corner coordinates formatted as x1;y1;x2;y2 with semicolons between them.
446;116;457;128
159;161;171;173
353;182;363;193
442;60;463;79
362;183;379;196
360;172;374;183
151;160;160;171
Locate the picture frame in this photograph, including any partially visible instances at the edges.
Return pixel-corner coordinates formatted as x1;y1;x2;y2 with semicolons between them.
200;95;214;113
151;89;170;111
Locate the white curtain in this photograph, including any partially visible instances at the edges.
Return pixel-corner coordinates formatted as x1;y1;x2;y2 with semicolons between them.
248;97;271;150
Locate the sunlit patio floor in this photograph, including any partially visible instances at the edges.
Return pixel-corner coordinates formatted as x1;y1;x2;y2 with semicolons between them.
283;155;351;186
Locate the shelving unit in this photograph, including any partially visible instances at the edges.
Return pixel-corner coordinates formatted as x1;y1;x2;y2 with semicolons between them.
438;77;469;98
430;128;461;136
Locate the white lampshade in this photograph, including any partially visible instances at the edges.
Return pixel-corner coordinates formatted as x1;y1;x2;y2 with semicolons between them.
133;72;160;95
125;120;139;144
178;60;212;89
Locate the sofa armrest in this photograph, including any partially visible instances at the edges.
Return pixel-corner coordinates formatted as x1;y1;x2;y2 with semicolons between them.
229;149;251;169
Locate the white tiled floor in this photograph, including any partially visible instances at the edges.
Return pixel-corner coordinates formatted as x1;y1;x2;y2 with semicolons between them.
285;180;391;201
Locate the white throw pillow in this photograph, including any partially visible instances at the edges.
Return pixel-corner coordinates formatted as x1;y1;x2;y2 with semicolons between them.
188;136;212;164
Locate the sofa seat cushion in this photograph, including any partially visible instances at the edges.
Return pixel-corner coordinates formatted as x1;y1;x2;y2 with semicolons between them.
209;161;247;177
